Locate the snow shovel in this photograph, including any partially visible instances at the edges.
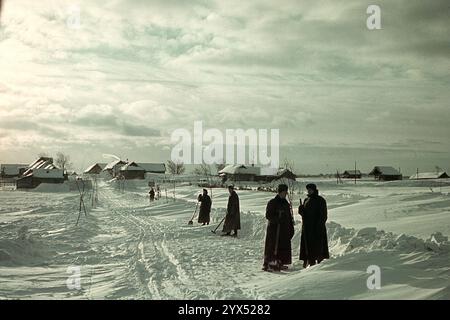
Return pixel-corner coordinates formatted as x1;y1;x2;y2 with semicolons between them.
268;210;283;271
211;215;226;234
188;201;200;225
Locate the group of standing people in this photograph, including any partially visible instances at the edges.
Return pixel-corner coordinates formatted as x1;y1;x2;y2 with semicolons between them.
195;186;241;237
192;183;329;271
170;181;329;272
263;183;329;271
148;185;161;202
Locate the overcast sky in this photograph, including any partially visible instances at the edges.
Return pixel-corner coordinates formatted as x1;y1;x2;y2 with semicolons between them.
0;0;449;174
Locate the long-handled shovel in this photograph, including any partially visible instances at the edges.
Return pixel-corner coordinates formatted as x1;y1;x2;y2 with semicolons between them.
211;215;226;234
188;201;200;225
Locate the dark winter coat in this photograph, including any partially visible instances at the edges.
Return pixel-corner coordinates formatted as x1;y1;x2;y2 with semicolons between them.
197;194;212;223
222;191;241;232
298;192;329;262
264;195;295;266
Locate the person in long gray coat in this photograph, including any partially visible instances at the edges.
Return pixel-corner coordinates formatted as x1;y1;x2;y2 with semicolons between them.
222;185;240;237
298;183;329;268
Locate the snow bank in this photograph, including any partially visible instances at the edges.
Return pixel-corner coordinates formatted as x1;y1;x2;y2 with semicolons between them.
33;183;70;192
0;226;55;266
226;205;450;257
326;221;449;255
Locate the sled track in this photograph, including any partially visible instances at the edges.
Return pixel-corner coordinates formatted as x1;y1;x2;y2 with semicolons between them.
99;189;163;299
99;187;197;299
93;185;277;299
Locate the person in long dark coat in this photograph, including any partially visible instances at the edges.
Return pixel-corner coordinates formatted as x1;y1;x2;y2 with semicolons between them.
263;184;295;271
298;183;329;268
222;185;240;237
149;188;155;202
197;189;212;225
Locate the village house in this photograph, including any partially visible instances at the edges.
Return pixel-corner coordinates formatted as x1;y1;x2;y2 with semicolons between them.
84;163;107;175
137;163;166;174
409;171;449;180
218;164;296;183
88;160;166;180
119;162;145;180
102;160;127;178
16;157;64;189
342;170;362;179
0;164;28;178
369;166;403;181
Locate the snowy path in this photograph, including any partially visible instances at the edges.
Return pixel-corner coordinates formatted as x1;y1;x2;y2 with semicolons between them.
1;181;449;299
95;185;273;299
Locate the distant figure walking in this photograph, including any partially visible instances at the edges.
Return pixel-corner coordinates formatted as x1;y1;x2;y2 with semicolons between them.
263;184;295;271
298;183;329;268
156;185;161;200
149;187;155;202
198;189;212;225
222;185;240;237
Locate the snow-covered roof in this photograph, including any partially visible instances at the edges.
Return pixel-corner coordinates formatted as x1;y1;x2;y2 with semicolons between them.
369;166;401;176
84;163;107;174
343;170;362;175
219;164;261;176
103;160;126;171
120;162;145;171
137;163;166;173
28;157;56;170
0;164;28;175
22;157;57;176
218;165;296;178
276;168;297;179
409;172;449;180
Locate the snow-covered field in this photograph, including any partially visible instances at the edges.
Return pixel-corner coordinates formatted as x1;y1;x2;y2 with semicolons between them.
0;179;449;299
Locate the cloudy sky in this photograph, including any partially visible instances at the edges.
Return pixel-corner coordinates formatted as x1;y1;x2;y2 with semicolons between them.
0;0;449;174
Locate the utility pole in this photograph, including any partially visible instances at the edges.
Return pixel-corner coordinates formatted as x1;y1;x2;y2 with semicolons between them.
354;161;357;185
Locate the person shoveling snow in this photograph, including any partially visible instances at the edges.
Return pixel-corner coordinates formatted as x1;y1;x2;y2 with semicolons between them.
197;189;212;226
221;185;241;237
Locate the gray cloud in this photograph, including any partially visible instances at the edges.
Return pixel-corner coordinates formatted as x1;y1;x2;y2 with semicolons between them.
72;113;160;137
0;0;449;174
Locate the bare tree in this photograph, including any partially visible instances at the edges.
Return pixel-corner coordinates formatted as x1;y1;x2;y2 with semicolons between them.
167;160;185;175
194;163;214;188
55;152;73;173
280;157;298;201
193;164;211;177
